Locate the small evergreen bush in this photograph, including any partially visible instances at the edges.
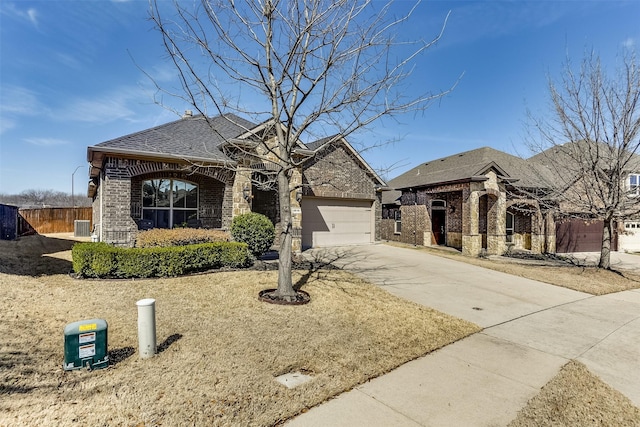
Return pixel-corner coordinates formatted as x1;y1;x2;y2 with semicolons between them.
230;212;275;257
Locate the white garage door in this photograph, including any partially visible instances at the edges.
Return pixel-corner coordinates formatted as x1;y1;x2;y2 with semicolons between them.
301;198;373;248
620;222;640;252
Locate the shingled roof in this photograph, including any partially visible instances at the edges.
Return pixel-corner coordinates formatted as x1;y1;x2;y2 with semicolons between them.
383;147;553;205
87;113;258;166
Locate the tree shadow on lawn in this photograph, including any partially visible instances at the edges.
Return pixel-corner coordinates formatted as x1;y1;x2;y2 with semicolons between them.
253;246;391;291
0;234;76;277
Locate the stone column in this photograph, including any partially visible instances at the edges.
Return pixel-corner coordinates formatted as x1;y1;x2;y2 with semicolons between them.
290;168;303;253
530;209;544;254
232;167;252;217
486;192;507;255
544;212;556;253
462;188;481;256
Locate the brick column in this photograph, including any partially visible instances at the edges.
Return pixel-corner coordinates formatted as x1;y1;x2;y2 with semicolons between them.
102;160;136;246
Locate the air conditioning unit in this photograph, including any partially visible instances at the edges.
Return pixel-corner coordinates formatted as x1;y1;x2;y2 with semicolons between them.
74;220;91;237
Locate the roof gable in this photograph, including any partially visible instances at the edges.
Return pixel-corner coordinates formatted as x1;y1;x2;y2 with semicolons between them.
307;135;386;187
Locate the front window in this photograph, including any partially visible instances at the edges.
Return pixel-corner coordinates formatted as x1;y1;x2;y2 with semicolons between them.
629;173;640;197
506;212;514;243
142;178;198;228
394;210;402;234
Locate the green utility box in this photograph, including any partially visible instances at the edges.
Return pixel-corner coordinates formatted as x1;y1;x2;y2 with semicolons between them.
63;318;108;371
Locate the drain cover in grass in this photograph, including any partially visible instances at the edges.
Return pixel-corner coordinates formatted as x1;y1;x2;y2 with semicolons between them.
275;372;313;389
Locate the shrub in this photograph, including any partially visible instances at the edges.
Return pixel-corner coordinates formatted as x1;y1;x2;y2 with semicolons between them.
72;242;117;278
72;241;251;278
135;228;230;248
230;212;275;257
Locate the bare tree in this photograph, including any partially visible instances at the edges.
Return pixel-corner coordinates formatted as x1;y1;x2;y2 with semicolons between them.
0;189;91;208
148;0;455;301
526;49;640;269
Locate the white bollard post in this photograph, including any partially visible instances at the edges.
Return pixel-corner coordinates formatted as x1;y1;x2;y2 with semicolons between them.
136;298;157;359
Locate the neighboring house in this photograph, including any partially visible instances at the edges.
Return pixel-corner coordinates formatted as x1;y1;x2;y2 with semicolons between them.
382;147;556;256
531;141;640;253
382;145;640;255
86;113;385;251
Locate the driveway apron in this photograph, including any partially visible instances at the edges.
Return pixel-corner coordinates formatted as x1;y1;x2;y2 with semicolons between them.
288;244;640;426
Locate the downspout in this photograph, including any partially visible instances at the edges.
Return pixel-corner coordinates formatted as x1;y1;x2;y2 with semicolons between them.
413;189;417;246
99;169;104;242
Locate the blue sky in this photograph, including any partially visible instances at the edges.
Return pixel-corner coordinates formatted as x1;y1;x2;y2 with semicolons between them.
1;0;638;195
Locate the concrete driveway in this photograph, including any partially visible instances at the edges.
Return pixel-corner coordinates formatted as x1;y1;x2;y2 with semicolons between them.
288;244;640;426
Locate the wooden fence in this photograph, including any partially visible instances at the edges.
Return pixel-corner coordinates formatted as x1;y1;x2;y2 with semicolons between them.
19;207;93;234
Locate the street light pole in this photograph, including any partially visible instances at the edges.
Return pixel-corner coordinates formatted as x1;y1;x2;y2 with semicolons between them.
72;165;84;208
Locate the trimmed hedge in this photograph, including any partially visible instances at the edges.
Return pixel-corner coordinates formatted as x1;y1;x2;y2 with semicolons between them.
135;228;230;248
72;241;251;279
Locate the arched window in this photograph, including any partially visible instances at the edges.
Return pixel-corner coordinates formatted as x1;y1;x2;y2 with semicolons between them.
142;178;198;228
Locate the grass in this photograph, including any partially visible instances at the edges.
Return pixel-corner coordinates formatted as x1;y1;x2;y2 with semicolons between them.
0;234;479;426
508;361;640;426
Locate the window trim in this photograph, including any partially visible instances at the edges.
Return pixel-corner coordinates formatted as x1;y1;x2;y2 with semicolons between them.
629;173;640;197
142;178;199;228
506;211;514;243
394;210;402;234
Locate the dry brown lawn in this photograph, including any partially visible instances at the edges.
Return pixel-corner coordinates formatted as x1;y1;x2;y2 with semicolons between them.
508;360;640;426
0;235;479;426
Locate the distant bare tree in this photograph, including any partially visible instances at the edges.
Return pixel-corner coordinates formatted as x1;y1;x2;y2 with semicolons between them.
149;0;456;301
0;189;91;208
526;49;640;269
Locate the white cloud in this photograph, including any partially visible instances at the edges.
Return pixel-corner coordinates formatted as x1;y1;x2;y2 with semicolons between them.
622;37;636;49
27;8;38;27
24;137;69;147
1;3;39;29
52;86;144;124
0;117;16;135
55;52;83;70
0;85;43;116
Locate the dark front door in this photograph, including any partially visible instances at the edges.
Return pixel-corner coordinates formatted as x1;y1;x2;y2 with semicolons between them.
432;209;446;245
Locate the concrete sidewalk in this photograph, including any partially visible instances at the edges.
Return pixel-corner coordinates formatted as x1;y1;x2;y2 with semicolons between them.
288;244;640;426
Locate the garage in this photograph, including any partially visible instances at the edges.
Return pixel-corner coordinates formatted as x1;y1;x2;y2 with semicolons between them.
301;198;373;248
619;221;640;252
556;219;617;253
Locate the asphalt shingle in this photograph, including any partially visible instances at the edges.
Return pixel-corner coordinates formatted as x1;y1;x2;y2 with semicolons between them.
383;147;553;205
91;113;258;163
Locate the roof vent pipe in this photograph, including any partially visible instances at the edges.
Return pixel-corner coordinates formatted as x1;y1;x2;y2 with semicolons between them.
183;110;193;118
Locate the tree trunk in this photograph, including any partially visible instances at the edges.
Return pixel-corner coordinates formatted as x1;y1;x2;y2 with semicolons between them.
275;169;295;299
598;215;613;269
